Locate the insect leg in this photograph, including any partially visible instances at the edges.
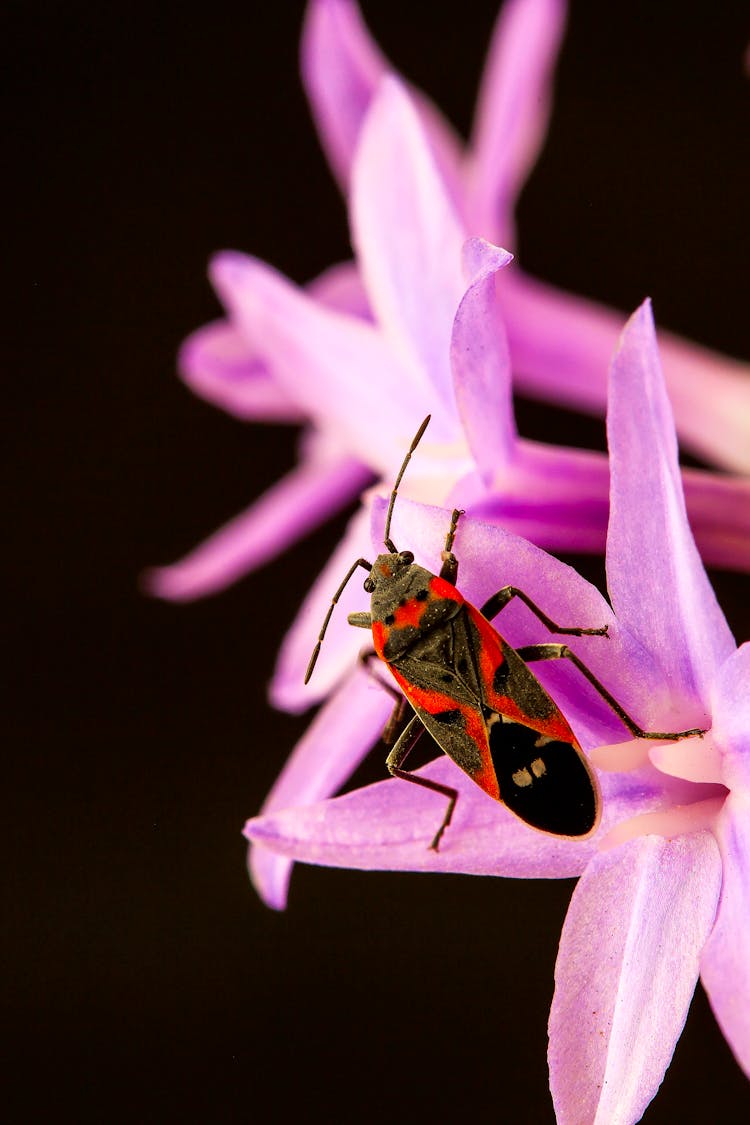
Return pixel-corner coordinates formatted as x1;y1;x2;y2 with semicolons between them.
516;643;706;740
358;649;409;745
386;716;459;851
480;586;609;637
305;558;373;683
439;508;464;584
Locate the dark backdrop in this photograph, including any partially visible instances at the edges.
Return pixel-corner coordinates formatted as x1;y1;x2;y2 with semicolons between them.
9;2;749;1121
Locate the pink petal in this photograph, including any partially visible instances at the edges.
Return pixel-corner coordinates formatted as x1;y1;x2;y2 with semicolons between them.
244;754;706;882
500;271;750;473
350;77;467;410
145;447;371;602
466;0;567;245
210;251;447;470
700;793;750;1077
710;642;750;792
270;506;374;712
606;300;735;712
248;665;393;910
178;320;306;422
549;832;722;1125
300;0;388;190
307;259;371;319
451;237;515;479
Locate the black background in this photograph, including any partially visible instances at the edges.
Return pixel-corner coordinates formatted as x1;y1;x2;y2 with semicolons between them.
9;1;750;1121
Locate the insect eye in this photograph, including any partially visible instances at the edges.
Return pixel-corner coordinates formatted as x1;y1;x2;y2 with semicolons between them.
399;551;414;565
364;576;375;592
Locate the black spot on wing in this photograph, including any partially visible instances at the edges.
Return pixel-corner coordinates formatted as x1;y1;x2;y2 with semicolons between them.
433;709;462;726
488;719;597;837
492;660;510;695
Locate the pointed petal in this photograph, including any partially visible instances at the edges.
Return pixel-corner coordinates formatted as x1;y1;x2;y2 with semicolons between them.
270;506;373;712
466;0;567;244
606;301;735;712
210;251;445;472
500;272;750;473
248;665;393;909
549;833;722;1125
451;238;515;478
178;320;306;421
145;449;371;602
244;756;703;880
710;642;750;792
351;77;466;409
700;793;750;1076
301;0;389;190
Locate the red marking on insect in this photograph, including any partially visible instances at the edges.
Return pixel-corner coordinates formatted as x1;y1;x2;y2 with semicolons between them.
305;416;707;850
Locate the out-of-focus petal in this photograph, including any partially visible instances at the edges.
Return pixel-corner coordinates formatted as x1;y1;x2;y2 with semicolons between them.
210;251;449;472
700;794;750;1077
451;238;515;479
606;301;735;714
178;320;306;422
500;272;750;473
300;0;388;190
549;832;722;1125
248;665;393;910
270;506;374;712
307;259;371;318
710;642;750;792
145;448;371;602
466;0;567;244
244;756;706;881
351;77;466;410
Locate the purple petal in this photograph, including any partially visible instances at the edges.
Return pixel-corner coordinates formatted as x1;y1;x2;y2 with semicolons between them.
500;272;750;473
210;251;446;470
451;238;515;478
549;832;722;1125
248;665;393;910
700;794;750;1076
710;642;750;792
307;259;371;319
179;320;306;421
270;506;373;712
244;755;705;881
145;446;371;602
606;301;735;712
300;0;388;190
466;0;567;244
350;77;466;410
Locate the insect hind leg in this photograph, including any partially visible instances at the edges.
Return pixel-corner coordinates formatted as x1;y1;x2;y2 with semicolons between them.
480;586;608;638
386;716;458;851
516;643;706;740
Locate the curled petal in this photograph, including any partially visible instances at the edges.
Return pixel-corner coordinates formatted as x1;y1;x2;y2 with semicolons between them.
549;833;722;1125
146;447;371;602
351;77;466;410
606;300;735;712
451;237;515;479
701;793;750;1076
248;665;393;910
466;0;567;244
710;642;750;792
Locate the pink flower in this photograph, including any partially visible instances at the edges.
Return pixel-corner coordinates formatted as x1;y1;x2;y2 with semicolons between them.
245;302;749;1121
148;0;750;615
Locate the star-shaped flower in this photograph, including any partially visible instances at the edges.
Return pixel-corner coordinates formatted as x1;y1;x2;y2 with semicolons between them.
245;301;749;1122
148;0;750;617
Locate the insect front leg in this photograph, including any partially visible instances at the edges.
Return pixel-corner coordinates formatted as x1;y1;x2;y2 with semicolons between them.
516;643;706;740
480;586;609;638
439;508;464;584
386;716;459;851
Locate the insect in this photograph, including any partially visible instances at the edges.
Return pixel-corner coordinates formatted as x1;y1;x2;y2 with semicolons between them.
305;416;705;850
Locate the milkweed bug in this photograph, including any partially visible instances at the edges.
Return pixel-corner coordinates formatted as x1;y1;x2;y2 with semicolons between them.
306;416;706;850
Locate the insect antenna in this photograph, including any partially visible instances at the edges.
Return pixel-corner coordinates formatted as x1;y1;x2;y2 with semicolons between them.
304;557;373;683
383;415;431;553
